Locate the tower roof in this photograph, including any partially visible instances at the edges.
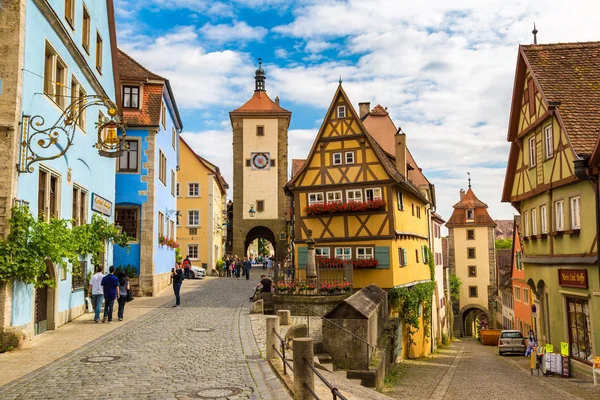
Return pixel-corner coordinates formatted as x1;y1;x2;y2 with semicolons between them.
446;188;496;227
230;91;290;115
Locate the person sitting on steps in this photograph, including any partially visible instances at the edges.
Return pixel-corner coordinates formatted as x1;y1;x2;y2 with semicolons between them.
250;274;272;301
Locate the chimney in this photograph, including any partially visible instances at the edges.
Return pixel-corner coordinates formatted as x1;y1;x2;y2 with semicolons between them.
460;189;465;200
359;102;370;118
275;96;280;106
394;131;407;178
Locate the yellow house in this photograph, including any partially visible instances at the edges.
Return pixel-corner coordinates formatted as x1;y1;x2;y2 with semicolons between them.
286;84;432;357
178;137;228;275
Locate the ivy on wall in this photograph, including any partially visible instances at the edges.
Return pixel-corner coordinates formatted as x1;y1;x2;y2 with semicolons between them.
0;206;131;288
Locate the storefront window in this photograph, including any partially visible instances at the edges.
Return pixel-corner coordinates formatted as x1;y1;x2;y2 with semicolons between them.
566;297;593;364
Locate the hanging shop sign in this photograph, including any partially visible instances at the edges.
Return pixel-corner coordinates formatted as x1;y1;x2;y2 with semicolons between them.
92;193;112;217
558;269;588;289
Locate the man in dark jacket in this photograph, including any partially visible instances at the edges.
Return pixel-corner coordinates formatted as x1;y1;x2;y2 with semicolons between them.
243;257;252;280
101;266;120;323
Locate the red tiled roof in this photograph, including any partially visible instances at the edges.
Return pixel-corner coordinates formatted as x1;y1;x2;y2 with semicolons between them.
291;159;306;177
370;104;389;116
231;91;290;114
521;42;600;156
446;188;496;227
494;219;514;240
118;49;164;81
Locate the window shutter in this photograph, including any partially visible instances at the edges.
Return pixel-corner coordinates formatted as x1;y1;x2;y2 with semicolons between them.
297;247;308;269
375;246;390;269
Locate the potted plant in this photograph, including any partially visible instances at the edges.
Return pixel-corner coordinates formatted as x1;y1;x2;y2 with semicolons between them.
216;259;225;277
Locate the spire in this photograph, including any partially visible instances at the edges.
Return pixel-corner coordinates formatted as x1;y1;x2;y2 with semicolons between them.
254;57;266;92
467;172;471;189
339;75;342;85
532;23;538;45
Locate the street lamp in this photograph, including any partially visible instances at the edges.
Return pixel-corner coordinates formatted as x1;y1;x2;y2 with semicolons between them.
249;205;256;218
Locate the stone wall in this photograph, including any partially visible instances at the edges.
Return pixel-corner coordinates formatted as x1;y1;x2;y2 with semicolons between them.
273;294;349;316
139;132;156;296
323;319;371;370
487;226;498;328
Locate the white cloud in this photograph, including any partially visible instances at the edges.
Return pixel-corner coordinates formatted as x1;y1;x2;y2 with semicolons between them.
199;21;268;43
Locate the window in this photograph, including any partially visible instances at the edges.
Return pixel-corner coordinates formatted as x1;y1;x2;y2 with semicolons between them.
256;126;264;136
172;127;176;150
345;152;355;164
540;205;547;234
256;200;264;212
412;204;415;216
72;260;87;291
44;42;68;109
356;247;374;259
365;188;382;201
118;140;138;172
398;248;407;267
158;211;164;236
544;125;553;159
529;136;536;167
397;191;404;211
188;183;200;197
335;247;351;260
416;206;421;218
65;0;75;27
315;247;330;257
467;248;475;259
38;167;60;222
415;249;419;263
332;152;342;166
246;159;251;167
326;191;342;204
308;192;324;205
82;5;90;53
468;266;477;277
72;185;88;227
467;229;475;240
531;208;537;235
123;86;140;108
347;189;362;203
516;250;523;270
523;288;530;304
469;286;478;298
176;183;180;197
169;220;175;238
566;297;593;364
70;76;86;129
159;151;167;185
421;245;427;264
161;101;167;129
188;210;199;227
523;211;529;236
171;170;175;196
555;200;564;231
466;209;474;220
514;287;521;302
95;32;102;73
337;106;346;119
270;159;276;167
115;207;138;239
570;196;581;229
188;244;199;260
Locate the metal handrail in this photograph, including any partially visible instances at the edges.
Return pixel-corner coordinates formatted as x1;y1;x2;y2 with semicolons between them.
305;359;348;400
272;344;294;373
273;329;292;350
301;305;374;367
272;327;292;374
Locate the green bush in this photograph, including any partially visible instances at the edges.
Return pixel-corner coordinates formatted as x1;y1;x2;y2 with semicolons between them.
216;259;225;270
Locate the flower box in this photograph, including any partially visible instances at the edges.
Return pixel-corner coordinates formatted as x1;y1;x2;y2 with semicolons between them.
304;199;386;216
316;257;379;269
158;235;180;249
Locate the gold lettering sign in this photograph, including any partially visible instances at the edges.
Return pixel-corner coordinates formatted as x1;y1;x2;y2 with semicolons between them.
91;193;112;217
558;269;588;289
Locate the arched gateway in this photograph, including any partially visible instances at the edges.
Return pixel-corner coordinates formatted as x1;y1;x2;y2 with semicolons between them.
229;62;291;261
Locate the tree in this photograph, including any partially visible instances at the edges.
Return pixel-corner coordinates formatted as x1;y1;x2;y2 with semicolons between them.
495;238;513;249
257;238;269;257
450;273;462;305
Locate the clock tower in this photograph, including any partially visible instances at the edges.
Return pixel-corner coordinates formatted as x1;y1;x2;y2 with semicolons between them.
229;61;291;261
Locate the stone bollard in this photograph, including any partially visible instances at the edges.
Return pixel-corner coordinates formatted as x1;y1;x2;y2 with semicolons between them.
277;309;291;325
251;299;264;314
266;316;280;360
293;337;314;400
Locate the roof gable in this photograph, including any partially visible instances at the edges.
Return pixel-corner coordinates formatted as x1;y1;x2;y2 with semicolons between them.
447;188;495;227
179;136;228;193
230;91;291;115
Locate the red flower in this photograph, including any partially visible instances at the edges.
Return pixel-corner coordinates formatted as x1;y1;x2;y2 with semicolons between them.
304;199;386;216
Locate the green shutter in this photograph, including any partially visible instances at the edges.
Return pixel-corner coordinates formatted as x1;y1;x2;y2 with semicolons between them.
375;246;390;269
298;247;308;269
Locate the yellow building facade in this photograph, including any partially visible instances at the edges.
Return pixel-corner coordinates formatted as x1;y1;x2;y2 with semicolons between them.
286;85;433;357
177;137;228;275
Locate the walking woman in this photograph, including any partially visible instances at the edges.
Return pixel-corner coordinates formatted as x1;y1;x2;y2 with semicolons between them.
235;257;242;279
171;264;184;307
117;270;130;321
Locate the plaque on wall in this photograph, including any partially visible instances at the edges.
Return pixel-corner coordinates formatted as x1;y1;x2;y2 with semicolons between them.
558;269;588;289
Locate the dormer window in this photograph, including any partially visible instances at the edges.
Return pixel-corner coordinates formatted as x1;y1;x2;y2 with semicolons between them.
123;86;140;108
337;106;346;119
466;209;474;220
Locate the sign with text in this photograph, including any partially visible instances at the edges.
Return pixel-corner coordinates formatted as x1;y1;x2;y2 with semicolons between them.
561;342;569;356
91;193;112;217
558;269;588;289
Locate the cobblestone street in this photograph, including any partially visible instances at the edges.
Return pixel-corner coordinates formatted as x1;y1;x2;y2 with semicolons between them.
0;278;290;400
383;338;600;400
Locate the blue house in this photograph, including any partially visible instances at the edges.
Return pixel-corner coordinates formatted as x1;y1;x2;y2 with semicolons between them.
114;50;182;296
8;0;120;337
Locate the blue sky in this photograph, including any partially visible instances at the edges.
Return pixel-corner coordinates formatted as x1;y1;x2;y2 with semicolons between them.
114;0;600;222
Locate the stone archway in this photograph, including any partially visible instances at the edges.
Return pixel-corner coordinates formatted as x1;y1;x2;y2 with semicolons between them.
244;226;276;258
459;304;489;337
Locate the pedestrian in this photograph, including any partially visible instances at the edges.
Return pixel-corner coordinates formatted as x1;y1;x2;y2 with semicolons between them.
88;265;105;323
225;256;232;277
250;274;272;301
182;256;192;279
266;257;273;277
171;264;184;307
116;270;130;321
235;257;242;279
101;266;120;323
244;257;252;280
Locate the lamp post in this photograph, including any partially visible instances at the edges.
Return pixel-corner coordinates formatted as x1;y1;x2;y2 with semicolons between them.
249;205;256;218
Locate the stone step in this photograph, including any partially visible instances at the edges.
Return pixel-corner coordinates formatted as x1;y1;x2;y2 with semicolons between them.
313;340;324;354
315;362;334;372
315;352;332;364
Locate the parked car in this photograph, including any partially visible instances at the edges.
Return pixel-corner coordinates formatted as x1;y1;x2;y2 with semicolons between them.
189;266;206;279
498;330;526;356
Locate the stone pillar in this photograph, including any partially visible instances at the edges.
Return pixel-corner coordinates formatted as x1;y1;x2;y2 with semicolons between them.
277;309;291;325
139;133;156;296
293;337;314;400
266;315;280;360
306;230;316;278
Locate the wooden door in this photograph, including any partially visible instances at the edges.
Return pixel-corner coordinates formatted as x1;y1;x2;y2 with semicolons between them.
34;286;48;335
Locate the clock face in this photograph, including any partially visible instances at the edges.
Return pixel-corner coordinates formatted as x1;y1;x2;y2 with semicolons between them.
251;152;270;170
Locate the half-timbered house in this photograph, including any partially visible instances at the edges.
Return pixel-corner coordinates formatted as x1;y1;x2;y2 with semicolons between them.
502;41;600;379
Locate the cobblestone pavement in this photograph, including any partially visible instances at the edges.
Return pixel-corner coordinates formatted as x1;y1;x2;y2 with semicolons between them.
384;338;600;400
0;278;290;399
